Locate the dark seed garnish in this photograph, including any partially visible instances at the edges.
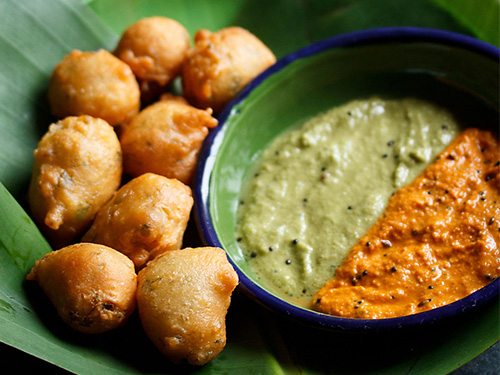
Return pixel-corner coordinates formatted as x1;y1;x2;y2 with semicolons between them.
418;299;432;307
250;252;257;258
390;266;397;273
268;246;274;252
365;241;371;247
236;237;242;242
291;239;298;245
488;217;495;225
387;140;395;147
285;259;292;265
382;154;388;159
381;239;392;248
485;174;494;182
428;285;434;290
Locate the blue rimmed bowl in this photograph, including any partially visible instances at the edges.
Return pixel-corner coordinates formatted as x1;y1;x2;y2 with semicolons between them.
194;27;499;331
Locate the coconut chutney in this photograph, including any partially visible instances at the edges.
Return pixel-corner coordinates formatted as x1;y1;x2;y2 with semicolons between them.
236;98;461;307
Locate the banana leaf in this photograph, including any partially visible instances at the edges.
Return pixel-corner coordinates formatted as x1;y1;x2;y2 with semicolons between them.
0;0;498;374
88;0;472;58
432;0;499;46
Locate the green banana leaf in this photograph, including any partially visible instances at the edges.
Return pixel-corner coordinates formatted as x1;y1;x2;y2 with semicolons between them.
0;0;498;374
432;0;500;46
88;0;473;58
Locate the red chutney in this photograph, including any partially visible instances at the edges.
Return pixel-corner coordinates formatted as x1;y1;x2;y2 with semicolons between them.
313;128;500;319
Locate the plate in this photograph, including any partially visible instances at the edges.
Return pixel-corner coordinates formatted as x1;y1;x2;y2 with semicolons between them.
195;26;500;331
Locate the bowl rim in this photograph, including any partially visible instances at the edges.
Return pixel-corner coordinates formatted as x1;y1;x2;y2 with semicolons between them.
193;26;500;331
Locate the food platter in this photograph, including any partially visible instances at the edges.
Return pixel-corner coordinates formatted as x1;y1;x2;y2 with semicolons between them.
0;0;498;373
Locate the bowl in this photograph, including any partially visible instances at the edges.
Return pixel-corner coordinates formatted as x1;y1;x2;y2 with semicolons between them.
194;27;499;331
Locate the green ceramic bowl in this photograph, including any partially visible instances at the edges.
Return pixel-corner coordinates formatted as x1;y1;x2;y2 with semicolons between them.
194;27;499;330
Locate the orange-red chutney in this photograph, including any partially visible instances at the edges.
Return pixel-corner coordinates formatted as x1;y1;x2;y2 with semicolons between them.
313;128;500;319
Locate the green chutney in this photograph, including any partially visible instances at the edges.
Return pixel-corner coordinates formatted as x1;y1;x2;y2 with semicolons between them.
236;98;461;307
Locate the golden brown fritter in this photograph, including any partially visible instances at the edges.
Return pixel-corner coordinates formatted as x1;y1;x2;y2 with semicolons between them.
182;27;276;112
115;16;190;101
137;247;238;365
48;49;140;126
29;116;122;247
120;95;217;184
82;173;193;269
27;243;137;334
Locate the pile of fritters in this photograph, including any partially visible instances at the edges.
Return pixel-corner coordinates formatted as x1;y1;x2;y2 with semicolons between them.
27;17;275;366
